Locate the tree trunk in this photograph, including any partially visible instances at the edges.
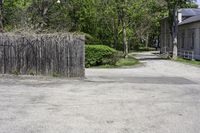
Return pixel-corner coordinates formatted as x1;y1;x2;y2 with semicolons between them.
172;40;178;59
122;19;128;57
0;0;3;32
172;7;178;59
145;34;149;48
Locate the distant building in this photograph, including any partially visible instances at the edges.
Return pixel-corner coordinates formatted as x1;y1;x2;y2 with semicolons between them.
160;8;200;60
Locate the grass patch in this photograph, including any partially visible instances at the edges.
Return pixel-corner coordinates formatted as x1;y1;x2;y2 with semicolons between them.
130;47;156;52
97;57;140;68
116;58;139;66
175;57;200;66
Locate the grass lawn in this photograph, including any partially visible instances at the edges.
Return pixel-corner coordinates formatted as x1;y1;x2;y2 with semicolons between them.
175;57;200;66
97;57;140;68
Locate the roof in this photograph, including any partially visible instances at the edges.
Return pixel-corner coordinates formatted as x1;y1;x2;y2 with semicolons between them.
161;8;200;25
179;8;200;17
179;15;200;25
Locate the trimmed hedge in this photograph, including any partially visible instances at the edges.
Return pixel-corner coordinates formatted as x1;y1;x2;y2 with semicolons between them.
85;45;118;67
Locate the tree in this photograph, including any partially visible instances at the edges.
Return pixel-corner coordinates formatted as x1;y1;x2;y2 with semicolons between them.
1;0;31;31
0;0;3;32
0;0;170;54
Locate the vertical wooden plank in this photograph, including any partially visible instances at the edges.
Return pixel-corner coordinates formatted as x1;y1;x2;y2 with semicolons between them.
0;33;85;77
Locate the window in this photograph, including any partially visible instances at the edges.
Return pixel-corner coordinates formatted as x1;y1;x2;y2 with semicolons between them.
191;31;195;49
181;32;185;49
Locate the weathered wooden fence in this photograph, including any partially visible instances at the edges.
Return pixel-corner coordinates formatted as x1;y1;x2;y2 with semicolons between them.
0;33;85;77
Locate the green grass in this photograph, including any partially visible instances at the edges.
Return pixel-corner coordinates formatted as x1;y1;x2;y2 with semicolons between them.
175;57;200;66
97;58;140;68
116;58;139;66
130;47;156;52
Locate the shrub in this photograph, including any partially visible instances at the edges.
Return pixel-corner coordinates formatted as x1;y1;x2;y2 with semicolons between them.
85;45;118;67
133;44;140;51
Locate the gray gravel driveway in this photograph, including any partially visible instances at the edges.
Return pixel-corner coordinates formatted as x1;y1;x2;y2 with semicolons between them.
0;52;200;133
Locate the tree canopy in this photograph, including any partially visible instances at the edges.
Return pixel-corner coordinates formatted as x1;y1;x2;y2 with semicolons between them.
1;0;198;52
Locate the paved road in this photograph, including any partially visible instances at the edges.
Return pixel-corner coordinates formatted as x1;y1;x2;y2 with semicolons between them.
0;52;200;133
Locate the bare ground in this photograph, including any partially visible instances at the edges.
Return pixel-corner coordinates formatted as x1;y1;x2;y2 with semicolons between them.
0;52;200;133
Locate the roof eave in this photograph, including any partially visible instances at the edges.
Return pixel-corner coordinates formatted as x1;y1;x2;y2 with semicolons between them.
179;20;200;26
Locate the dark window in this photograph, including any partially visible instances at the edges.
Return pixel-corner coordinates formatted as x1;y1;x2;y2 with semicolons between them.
181;32;185;49
191;31;195;49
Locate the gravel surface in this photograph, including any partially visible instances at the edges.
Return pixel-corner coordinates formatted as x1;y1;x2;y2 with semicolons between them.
0;52;200;133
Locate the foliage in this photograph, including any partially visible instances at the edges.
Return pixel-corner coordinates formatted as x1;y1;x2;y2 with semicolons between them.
1;0;167;50
3;0;31;30
85;45;118;67
1;0;198;52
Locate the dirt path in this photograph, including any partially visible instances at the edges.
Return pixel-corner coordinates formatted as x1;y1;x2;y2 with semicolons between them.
86;51;200;83
0;52;200;133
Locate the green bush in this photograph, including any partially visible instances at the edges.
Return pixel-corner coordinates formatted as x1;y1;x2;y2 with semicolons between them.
85;45;118;67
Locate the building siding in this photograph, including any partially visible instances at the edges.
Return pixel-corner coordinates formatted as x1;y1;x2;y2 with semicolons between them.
178;22;200;60
160;18;200;60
